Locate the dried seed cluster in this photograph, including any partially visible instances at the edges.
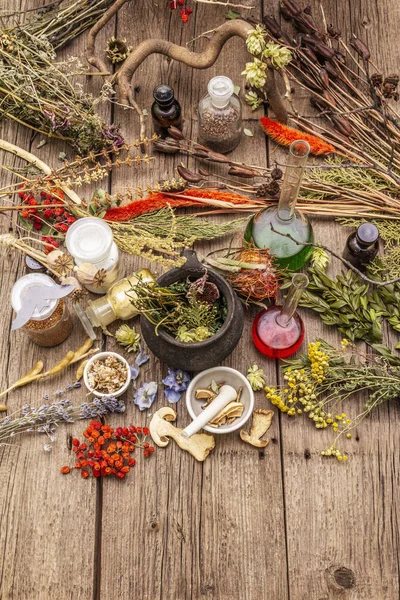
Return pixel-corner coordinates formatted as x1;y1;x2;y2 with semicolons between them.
87;356;128;394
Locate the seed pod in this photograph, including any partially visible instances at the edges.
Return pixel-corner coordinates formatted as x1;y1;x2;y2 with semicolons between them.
371;73;383;87
207;151;230;163
153;140;180;154
263;14;282;37
331;114;353;137
384;74;399;86
308;38;336;60
0;404;7;411
280;0;302;18
302;46;319;63
167;126;185;141
334;50;346;63
228;166;259;178
349;34;370;61
319;68;330;88
327;24;341;39
198;167;209;176
176;165;204;183
271;167;283;180
322;90;336;107
323;62;340;79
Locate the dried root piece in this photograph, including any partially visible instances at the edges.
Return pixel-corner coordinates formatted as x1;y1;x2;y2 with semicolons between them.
240;409;274;448
149;407;215;462
76;359;88;382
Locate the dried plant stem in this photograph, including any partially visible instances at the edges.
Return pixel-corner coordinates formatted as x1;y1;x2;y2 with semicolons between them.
0;139;81;205
270;225;400;287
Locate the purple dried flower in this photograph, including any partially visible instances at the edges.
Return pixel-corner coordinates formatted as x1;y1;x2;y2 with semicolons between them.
163;368;191;403
130;365;140;380
102;124;125;148
136;346;150;367
134;382;158;411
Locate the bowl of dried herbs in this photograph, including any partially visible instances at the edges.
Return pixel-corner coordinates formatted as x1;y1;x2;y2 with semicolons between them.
84;352;131;398
136;250;244;371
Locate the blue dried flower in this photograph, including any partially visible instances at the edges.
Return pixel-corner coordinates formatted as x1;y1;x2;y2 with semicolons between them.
163;368;191;403
134;382;158;411
135;346;150;367
130;365;140;380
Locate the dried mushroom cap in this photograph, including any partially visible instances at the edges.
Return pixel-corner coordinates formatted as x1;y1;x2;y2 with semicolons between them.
208;401;244;427
149;407;215;462
240;409;274;448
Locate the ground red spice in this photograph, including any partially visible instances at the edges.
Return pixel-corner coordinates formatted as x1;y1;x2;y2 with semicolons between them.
104;189;253;222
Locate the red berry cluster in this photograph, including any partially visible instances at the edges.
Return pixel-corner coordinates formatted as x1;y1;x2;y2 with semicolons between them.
169;0;192;22
61;420;155;480
18;186;77;253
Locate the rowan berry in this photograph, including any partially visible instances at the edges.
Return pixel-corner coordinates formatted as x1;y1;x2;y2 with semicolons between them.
116;472;125;479
61;466;70;474
74;462;82;469
143;427;150;435
72;438;80;447
128;458;136;467
121;466;130;474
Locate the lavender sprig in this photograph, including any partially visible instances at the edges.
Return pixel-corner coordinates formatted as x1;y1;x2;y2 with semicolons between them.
0;395;125;446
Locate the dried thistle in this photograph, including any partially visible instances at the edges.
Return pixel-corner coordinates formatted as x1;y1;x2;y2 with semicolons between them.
105;36;132;64
115;325;141;353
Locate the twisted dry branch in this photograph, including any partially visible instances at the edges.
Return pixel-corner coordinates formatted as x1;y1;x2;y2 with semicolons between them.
85;13;288;139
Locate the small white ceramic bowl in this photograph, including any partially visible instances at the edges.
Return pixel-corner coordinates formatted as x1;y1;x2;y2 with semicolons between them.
83;351;131;398
185;366;254;434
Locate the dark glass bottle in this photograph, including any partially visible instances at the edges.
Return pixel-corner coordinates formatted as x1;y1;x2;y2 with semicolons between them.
343;222;379;270
151;84;182;138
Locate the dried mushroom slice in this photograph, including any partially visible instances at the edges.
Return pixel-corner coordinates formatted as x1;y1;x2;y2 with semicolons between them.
240;409;274;448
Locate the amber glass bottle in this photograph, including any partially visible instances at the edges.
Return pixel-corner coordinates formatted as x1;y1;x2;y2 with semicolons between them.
151;85;182;137
342;223;379;271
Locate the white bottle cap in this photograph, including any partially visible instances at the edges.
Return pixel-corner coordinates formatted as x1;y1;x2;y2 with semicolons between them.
11;273;58;321
66;217;113;264
208;76;234;108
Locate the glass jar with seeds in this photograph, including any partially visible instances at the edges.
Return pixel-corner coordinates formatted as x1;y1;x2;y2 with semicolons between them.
198;76;242;154
11;274;73;347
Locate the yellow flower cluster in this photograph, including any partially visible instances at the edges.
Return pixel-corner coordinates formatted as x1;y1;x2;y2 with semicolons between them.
321;445;348;461
308;341;329;383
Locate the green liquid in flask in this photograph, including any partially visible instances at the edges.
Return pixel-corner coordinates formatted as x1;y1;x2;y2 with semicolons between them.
245;139;314;272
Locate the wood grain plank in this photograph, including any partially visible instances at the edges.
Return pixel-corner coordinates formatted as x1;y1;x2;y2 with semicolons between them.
0;3;115;598
263;0;400;598
99;2;288;599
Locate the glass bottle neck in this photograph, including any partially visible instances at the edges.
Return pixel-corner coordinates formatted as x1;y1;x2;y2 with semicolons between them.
277;140;310;221
276;273;309;327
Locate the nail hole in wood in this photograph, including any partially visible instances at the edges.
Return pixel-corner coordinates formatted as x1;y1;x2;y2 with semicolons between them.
271;437;278;444
334;567;355;589
259;450;265;459
304;448;311;460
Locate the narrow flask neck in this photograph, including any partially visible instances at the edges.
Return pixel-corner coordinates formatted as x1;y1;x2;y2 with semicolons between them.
277;140;310;221
276;273;309;327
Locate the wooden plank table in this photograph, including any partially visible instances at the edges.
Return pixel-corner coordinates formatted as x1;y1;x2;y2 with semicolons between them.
0;0;399;598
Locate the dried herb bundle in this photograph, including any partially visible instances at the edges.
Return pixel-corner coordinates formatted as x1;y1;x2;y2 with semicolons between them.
283;250;400;344
269;339;400;459
0;1;122;152
128;274;226;342
263;1;400;193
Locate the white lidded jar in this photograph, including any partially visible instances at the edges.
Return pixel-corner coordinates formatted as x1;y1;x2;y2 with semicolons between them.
198;76;242;154
66;217;124;294
11;273;73;347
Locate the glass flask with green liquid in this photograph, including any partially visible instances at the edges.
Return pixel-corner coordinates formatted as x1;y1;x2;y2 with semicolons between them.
245;139;314;271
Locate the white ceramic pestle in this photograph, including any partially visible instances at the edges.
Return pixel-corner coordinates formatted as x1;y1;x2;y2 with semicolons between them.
181;384;237;438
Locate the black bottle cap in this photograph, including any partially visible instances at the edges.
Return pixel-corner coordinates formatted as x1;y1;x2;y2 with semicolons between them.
153;84;174;106
356;222;379;246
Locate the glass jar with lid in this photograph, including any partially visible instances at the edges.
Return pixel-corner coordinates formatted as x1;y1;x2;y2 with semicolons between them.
75;269;155;338
66;217;124;294
11;273;73;347
198;76;242;154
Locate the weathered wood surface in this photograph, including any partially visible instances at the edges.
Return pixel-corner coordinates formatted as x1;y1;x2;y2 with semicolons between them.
0;0;399;599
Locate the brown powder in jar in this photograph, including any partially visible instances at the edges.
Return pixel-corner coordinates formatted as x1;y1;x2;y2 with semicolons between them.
24;300;73;347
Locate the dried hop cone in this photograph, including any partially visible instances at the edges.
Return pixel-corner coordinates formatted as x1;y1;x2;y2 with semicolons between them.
115;325;141;353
